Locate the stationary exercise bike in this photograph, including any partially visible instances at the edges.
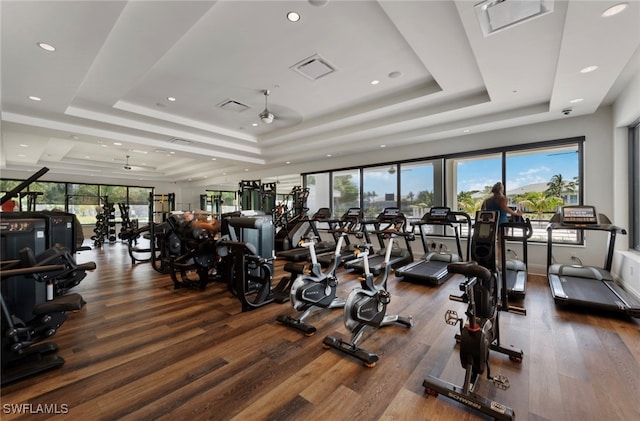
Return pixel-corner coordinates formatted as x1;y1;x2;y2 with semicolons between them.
323;228;413;367
423;210;524;421
276;231;348;335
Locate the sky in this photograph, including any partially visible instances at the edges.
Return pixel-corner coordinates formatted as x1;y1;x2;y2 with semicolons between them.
359;148;579;197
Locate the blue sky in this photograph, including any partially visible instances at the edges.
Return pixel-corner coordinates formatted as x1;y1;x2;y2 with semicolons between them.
359;148;579;196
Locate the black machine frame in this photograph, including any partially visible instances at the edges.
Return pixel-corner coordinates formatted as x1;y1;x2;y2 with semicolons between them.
546;205;640;318
395;207;471;285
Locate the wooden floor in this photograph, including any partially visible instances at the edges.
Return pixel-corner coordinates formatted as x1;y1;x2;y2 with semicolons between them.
2;242;639;421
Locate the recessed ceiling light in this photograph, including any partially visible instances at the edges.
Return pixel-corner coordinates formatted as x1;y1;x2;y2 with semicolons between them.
211;158;217;161
370;80;380;85
113;142;123;146
29;96;41;101
570;98;584;104
37;42;56;52
326;154;332;157
101;144;108;148
85;156;91;159
463;129;470;133
286;161;291;164
19;144;29;147
169;151;175;154
287;11;300;22
380;144;386;148
17;154;26;158
245;168;249;171
580;65;599;73
602;3;628;17
167;96;176;102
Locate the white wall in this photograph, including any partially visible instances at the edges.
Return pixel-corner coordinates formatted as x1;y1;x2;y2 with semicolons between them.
611;70;640;297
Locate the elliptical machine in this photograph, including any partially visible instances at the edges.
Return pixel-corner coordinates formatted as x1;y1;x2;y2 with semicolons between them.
422;210;524;421
323;229;413;367
276;231;348;335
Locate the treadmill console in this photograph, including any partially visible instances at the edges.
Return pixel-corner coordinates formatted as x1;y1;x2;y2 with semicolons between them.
472;211;498;271
429;207;450;220
347;208;361;217
561;205;599;226
383;207;400;216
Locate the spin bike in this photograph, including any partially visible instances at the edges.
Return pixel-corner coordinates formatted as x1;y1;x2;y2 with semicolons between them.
323;229;413;367
423;210;524;421
276;230;348;335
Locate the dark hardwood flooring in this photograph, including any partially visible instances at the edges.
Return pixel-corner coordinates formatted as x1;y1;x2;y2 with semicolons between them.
2;242;639;420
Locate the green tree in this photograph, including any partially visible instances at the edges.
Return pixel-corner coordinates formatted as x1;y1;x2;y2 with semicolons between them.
546;173;577;197
517;191;564;219
416;190;434;208
457;190;483;215
333;175;359;215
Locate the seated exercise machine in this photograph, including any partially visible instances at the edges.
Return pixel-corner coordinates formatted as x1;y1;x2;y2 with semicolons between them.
277;231;348;335
500;217;532;299
323;228;414;367
423;210;524;421
1;247;94;385
547;205;640;318
344;207;414;275
220;214;295;312
395;207;471;285
165;215;219;290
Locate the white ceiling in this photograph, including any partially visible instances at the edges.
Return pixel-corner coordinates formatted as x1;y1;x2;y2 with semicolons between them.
1;0;639;188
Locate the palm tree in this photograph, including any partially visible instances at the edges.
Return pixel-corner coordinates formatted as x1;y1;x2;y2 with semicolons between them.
518;191;564;219
546;173;576;197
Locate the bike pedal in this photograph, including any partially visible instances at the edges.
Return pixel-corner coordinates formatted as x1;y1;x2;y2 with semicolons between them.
444;309;459;326
491;374;510;390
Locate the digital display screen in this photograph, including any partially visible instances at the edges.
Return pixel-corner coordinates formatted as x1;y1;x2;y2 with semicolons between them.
478;222;491;239
347;208;360;216
384;208;400;216
562;206;598;224
430;207;450;219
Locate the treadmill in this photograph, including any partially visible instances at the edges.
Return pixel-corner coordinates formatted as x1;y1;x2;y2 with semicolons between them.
500;217;533;298
343;207;414;275
316;207;366;267
276;207;335;262
546;205;640;318
395;207;471;285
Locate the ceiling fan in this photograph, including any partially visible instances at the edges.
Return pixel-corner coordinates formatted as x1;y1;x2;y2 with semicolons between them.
124;155;132;170
259;90;275;124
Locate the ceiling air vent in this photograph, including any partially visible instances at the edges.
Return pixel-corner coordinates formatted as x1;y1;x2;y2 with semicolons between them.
475;0;554;37
217;99;251;112
168;138;192;146
291;54;338;81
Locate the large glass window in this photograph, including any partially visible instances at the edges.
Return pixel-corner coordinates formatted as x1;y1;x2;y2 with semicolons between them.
400;161;436;222
332;169;360;218
363;165;397;218
26;181;65;211
305;172;330;216
450;153;502;215
506;144;580;242
128;187;154;224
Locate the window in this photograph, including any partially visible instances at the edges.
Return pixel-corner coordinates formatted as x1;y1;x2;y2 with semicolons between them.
506;144;580;242
449;153;502;215
631;122;640;251
363;165;397;218
332;169;360;218
400;161;437;222
305;172;330;216
128;187;154;223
